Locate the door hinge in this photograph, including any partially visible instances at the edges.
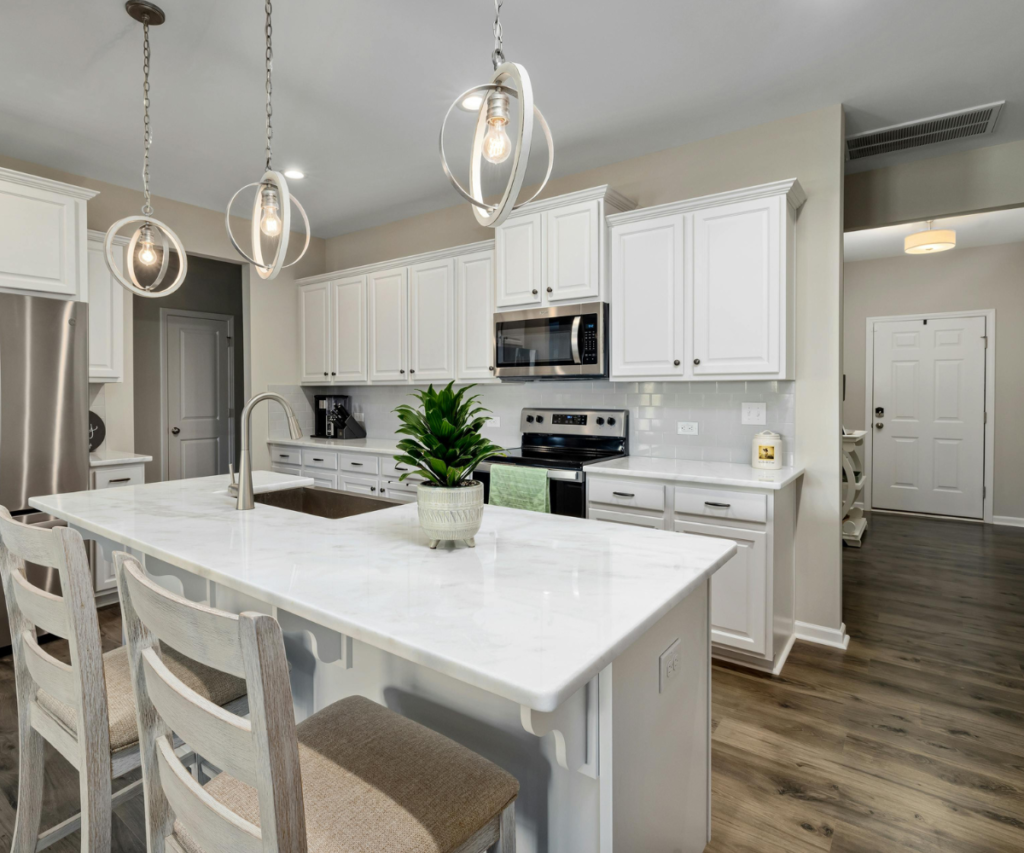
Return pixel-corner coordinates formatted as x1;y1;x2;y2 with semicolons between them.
982;335;988;348
227;336;233;346
984;411;988;424
983;486;987;499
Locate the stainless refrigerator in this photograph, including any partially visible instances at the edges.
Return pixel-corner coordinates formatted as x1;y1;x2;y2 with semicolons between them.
0;293;90;647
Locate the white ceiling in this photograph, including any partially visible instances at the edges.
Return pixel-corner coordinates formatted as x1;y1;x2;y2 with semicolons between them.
844;207;1024;262
2;1;1024;238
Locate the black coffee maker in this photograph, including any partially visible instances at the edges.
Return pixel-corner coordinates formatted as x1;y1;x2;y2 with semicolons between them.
313;395;366;439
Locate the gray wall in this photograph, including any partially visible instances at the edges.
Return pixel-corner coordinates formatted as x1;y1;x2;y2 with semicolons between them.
844;241;1024;519
133;255;245;483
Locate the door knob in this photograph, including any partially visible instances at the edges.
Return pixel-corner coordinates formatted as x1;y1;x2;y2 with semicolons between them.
875;422;884;429
171;427;180;435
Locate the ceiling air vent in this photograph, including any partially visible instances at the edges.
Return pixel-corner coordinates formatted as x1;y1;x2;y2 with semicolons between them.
845;101;1004;161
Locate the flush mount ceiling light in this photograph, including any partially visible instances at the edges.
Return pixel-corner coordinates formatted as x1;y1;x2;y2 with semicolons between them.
104;1;187;298
439;0;553;228
904;220;957;254
225;0;310;280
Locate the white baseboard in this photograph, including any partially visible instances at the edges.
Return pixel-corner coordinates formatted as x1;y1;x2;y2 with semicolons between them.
794;620;851;651
993;515;1024;528
712;632;797;676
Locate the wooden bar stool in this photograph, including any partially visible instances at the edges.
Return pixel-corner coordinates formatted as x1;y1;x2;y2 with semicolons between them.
113;550;519;853
0;508;248;852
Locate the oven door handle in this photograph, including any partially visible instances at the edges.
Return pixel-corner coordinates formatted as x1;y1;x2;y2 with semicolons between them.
570;315;582;364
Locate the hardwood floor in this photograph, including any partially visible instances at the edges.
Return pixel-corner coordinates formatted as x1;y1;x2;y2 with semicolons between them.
1;511;1021;851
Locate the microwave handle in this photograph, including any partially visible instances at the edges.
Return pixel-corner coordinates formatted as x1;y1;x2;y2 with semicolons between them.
570;315;582;364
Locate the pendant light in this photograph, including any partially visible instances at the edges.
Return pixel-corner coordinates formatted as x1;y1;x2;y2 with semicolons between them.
439;0;554;228
104;1;188;298
904;220;956;254
225;0;310;280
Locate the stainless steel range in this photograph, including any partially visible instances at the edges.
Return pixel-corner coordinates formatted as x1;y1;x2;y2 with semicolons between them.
475;407;629;517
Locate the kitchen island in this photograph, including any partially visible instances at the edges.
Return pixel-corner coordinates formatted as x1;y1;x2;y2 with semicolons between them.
32;471;735;853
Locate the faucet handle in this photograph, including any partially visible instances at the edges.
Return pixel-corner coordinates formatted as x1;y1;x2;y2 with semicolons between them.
228;463;239;496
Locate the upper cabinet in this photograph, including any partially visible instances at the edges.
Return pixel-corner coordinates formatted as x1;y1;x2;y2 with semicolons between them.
299;276;368;384
87;231;127;383
299;280;332;382
495;186;635;310
0;167;96;300
408;259;455;383
608;179;805;382
368;267;409;382
455;249;496;382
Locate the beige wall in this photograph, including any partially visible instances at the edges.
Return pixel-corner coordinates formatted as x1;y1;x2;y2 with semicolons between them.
327;105;848;636
0;152;326;473
845;138;1024;232
844;242;1024;519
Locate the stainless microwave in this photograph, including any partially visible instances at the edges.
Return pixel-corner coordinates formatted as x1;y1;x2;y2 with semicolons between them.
493;302;608;379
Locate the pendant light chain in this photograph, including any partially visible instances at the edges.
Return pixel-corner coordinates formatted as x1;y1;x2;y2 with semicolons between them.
265;0;274;171
491;0;504;69
141;17;153;217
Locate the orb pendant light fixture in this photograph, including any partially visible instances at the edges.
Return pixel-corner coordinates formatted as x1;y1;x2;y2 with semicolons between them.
439;0;554;228
104;1;187;298
226;0;310;280
905;220;957;254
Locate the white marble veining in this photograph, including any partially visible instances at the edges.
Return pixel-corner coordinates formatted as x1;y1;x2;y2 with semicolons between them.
585;456;805;489
89;449;154;468
31;472;734;711
267;437;403;455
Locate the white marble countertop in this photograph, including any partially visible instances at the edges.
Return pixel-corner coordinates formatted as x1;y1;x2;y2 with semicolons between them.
31;472;734;712
89;449;154;468
584;457;805;489
267;437;402;455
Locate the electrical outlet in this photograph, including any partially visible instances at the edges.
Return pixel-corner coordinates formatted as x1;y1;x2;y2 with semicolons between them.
741;402;767;425
659;638;681;693
677;421;698;436
485;416;500;428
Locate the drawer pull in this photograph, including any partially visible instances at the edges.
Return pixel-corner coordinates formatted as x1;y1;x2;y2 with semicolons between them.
279;454;290;459
350;462;363;466
108;477;131;484
395;465;408;471
612;491;635;498
704;501;731;508
313;457;324;462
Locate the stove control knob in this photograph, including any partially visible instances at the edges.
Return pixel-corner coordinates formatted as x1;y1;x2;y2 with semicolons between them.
596;417;605;426
536;415;544;423
526;415;535;423
607;417;616;426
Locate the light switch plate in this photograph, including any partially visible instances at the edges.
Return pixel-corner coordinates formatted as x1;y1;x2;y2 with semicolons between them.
677;421;698;435
659;638;681;693
741;402;767;425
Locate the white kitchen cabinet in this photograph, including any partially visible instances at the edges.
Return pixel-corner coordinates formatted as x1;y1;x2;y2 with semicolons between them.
368;267;409;382
495;212;543;308
91;460;146;592
309;471;338;490
299;280;332;383
609;214;686;380
332;275;367;382
545;199;600;302
339;473;380;496
455;249;497;382
607;179;804;382
408;259;455;382
87;230;126;383
0;167;96;299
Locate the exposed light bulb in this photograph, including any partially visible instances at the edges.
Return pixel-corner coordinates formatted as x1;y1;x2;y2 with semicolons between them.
259;187;282;237
137;225;158;266
483;120;512;164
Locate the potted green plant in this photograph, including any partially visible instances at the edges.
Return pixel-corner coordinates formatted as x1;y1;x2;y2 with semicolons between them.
393;382;505;548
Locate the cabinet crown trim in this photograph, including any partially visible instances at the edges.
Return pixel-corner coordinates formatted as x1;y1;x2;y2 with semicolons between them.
0;166;100;201
504;184;636;218
606;179;806;227
297;239;495;287
87;229;130;247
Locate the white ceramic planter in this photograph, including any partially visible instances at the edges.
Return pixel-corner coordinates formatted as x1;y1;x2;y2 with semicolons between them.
417;481;484;548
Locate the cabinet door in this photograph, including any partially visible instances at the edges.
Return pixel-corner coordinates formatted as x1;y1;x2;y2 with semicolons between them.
674;519;768;656
692;197;780;376
368;267;408;382
87;234;124;382
610;214;686;379
455;249;497;381
495;212;543;308
309;471;338;490
408;259;455;383
332;275;367;382
339;474;380;497
588;507;666;530
299;281;332;383
546;200;600;302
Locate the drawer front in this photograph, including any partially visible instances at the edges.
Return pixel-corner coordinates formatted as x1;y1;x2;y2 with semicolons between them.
589;477;665;512
309;471;338;490
93;464;145;489
382;457;422;480
339;474;380;496
339;454;380;475
588;507;666;530
302;449;338;470
271;447;301;467
674;486;766;523
381;482;418;503
271;463;302;478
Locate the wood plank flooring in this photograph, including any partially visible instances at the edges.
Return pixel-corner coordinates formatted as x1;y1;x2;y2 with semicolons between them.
0;511;1021;851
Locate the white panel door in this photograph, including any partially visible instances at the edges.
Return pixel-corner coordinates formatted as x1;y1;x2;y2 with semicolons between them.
495;212;543;308
332;275;367;383
692;197;780;375
872;316;986;518
455;249;497;382
545;199;600;302
368;267;408;382
675;520;768;656
299;281;332;383
408;259;455;383
610;214;686;379
87;233;124;382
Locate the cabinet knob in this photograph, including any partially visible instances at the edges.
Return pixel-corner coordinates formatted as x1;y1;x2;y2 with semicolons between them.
693;358;701;365
673;360;681;367
546;287;553;293
331;371;336;376
532;289;538;295
323;372;328;376
488;366;494;371
370;486;376;492
410;369;415;374
400;369;405;374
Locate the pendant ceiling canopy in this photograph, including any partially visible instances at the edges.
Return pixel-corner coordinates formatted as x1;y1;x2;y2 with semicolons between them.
104;0;188;298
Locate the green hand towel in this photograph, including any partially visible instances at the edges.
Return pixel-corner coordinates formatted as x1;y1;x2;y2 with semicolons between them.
487;464;550;513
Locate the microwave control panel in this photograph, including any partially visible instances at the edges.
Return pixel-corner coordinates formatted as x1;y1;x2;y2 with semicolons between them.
581;316;598;364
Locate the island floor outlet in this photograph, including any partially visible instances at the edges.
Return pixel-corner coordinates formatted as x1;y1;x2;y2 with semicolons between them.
1;2;1023;851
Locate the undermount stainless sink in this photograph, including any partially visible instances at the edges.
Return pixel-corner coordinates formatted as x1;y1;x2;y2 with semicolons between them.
254;487;400;519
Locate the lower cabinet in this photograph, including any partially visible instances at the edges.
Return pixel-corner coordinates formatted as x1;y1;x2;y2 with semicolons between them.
90;462;146;592
339;474;379;496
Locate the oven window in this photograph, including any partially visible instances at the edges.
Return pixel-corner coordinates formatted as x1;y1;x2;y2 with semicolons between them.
496;315;578;367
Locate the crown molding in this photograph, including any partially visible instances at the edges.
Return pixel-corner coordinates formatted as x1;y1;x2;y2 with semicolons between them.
87;228;130;247
505;184;637;218
606;179;806;227
0;166;100;201
297;239;496;286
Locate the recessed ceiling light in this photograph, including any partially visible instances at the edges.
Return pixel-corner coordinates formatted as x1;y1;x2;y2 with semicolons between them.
459;95;484;112
283;169;305;180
